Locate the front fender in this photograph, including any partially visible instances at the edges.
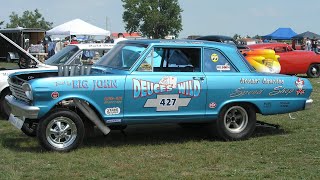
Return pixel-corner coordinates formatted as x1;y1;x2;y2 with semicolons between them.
31;75;125;120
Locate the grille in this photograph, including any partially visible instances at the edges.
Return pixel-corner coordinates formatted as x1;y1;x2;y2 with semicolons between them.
8;76;30;103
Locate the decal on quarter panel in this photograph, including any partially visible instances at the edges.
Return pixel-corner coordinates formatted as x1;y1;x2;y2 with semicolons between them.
295;78;305;95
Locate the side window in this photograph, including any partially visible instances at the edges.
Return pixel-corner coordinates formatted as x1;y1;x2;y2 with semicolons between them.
203;48;236;72
70;53;82;65
137;47;201;72
81;49;104;64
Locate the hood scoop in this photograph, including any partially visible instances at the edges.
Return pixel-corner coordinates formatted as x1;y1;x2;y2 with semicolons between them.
58;65;92;76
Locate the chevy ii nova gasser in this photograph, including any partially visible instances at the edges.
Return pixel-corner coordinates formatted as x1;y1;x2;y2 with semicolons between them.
6;40;313;151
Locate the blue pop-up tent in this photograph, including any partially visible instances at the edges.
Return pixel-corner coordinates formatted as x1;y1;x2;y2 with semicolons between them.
262;28;297;40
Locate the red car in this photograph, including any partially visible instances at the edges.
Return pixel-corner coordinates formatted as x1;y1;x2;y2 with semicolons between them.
248;43;320;78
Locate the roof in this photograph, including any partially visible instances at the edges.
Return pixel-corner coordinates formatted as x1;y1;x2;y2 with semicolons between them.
118;39;237;49
196;35;234;42
0;28;46;33
262;28;297;40
292;31;320;39
46;19;110;36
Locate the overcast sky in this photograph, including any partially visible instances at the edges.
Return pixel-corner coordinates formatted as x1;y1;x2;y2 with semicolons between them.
0;0;319;38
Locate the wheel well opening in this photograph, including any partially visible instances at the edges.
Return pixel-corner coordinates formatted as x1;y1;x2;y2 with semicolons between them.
0;87;11;98
222;102;261;114
52;98;104;124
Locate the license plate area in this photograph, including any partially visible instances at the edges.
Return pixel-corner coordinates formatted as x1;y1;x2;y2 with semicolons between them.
8;114;25;129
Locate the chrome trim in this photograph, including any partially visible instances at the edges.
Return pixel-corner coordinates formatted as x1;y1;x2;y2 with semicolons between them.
305;99;313;110
5;95;39;119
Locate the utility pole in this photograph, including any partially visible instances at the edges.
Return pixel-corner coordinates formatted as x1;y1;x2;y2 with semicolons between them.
106;16;112;37
106;16;108;30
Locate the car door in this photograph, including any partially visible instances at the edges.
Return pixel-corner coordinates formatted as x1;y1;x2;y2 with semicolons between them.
124;46;207;123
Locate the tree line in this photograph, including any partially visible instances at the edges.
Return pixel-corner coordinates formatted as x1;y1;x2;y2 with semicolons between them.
0;1;260;39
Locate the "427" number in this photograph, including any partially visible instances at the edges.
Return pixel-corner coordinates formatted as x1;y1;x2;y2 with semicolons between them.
159;98;176;106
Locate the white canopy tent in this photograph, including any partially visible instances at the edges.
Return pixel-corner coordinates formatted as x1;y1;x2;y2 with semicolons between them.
46;19;110;36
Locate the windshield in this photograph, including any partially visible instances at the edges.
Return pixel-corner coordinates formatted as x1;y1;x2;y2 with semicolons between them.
95;43;147;70
45;45;79;65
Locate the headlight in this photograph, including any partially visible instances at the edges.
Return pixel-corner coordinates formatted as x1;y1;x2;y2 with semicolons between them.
22;83;33;100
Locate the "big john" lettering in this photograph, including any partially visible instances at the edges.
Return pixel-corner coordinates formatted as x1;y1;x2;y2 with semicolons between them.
72;79;117;91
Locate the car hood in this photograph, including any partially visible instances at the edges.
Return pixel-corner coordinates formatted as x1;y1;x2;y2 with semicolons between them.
0;65;57;78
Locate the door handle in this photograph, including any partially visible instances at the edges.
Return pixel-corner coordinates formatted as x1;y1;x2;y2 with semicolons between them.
193;77;204;81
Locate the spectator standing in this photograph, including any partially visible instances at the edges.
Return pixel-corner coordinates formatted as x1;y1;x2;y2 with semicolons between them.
54;39;64;53
311;37;318;53
113;33;127;44
306;38;312;51
104;36;114;43
292;39;296;50
70;36;79;44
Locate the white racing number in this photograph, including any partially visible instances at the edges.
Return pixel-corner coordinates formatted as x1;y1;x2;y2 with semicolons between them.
159;98;176;106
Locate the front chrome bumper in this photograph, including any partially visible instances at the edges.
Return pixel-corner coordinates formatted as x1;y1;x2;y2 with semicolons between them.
305;98;313;110
5;95;39;119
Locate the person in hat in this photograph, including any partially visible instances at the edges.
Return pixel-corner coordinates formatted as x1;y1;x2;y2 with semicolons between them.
70;36;79;44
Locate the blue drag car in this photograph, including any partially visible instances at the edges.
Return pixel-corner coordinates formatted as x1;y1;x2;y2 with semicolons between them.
6;39;313;151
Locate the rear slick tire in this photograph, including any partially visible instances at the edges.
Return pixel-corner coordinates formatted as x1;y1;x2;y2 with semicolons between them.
214;103;256;141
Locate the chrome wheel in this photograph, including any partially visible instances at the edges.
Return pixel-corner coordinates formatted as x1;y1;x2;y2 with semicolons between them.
312;67;318;74
46;117;77;149
223;106;248;134
307;64;320;78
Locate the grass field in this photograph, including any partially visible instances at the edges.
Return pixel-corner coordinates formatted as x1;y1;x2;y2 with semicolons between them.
0;63;319;179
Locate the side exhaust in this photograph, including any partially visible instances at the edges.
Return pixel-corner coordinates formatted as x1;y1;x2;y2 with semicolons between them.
73;99;110;135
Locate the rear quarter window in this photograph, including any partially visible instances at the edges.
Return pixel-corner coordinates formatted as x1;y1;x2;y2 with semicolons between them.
203;48;236;72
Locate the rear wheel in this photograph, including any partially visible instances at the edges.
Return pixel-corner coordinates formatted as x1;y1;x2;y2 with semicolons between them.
307;64;320;78
37;109;85;152
213;103;256;140
0;88;11;120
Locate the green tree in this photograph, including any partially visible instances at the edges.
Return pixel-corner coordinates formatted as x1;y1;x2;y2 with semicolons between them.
0;20;4;29
122;0;183;39
6;9;53;30
253;34;261;39
233;34;241;40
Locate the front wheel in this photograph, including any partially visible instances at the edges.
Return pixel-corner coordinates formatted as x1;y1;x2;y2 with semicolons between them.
37;109;85;152
307;64;320;78
214;103;256;140
21;121;37;137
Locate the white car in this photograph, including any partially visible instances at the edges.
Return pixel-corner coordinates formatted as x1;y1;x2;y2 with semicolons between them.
0;33;114;119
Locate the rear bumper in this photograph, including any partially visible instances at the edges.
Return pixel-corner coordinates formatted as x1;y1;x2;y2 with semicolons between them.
305;99;313;110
